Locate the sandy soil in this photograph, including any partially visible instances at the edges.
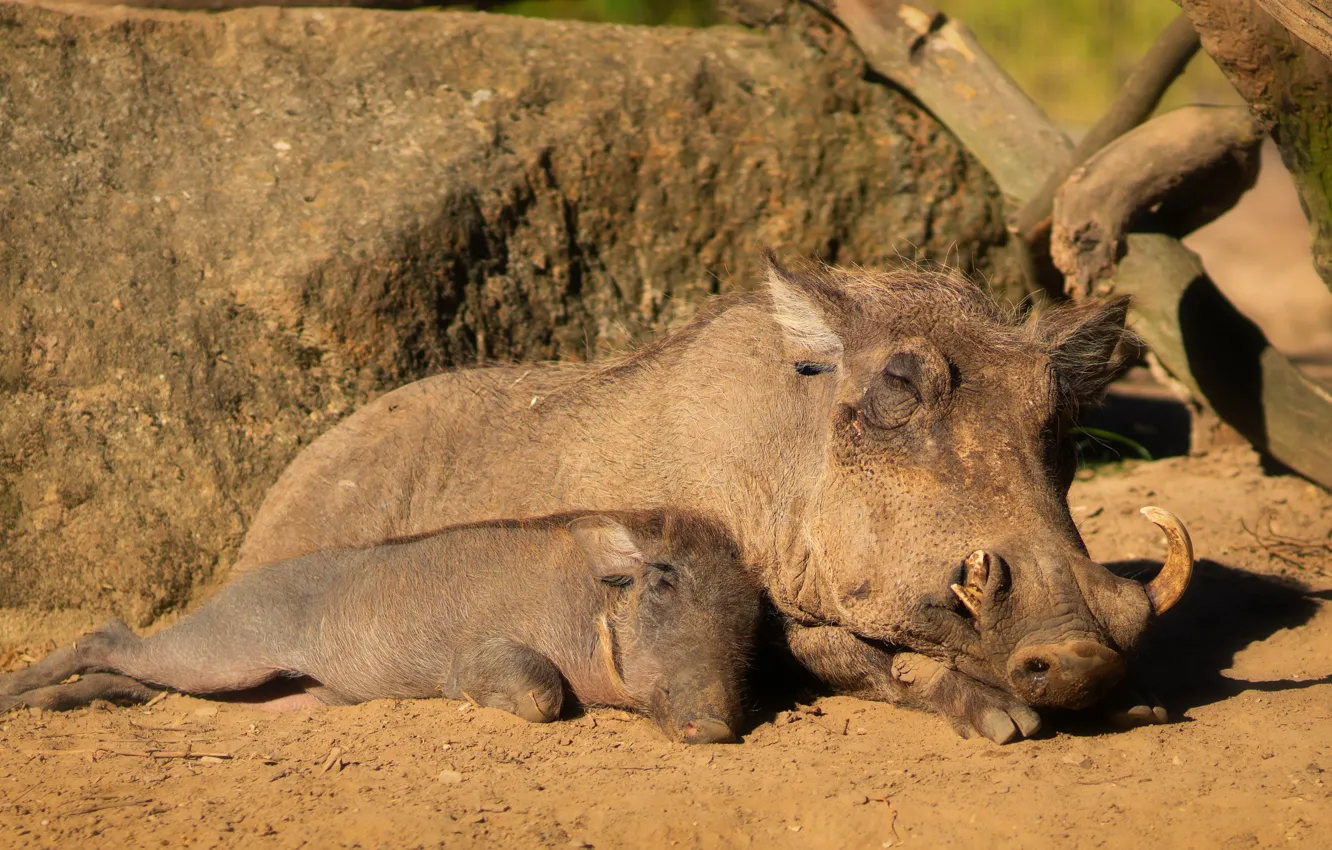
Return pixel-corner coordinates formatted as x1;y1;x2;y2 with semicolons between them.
1;445;1330;849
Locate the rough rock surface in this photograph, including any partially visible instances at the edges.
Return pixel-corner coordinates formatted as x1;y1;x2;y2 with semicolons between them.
0;2;1016;622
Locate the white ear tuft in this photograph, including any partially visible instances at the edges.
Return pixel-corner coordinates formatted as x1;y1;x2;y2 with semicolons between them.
569;515;644;581
766;266;844;358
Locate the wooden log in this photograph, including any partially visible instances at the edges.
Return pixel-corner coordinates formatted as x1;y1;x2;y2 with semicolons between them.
1256;0;1332;59
1114;234;1332;480
1180;0;1332;289
816;0;1332;488
807;0;1071;204
1051;106;1264;301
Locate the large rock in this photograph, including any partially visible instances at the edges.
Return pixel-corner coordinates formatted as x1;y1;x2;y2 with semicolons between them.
0;2;1017;624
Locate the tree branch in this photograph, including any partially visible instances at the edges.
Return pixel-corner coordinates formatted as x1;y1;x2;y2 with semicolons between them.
1013;13;1202;245
1051;105;1263;300
1256;0;1332;59
807;0;1071;203
1181;0;1332;289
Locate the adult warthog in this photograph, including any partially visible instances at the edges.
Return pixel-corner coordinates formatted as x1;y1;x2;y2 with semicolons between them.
234;256;1193;743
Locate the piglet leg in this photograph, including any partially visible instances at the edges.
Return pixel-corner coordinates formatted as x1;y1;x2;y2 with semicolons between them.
1;617;302;712
1;674;162;712
449;639;564;723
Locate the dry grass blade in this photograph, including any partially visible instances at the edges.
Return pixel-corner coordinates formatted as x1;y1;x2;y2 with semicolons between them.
1241;518;1332;572
319;747;343;773
142;691;169;709
60;798;153;816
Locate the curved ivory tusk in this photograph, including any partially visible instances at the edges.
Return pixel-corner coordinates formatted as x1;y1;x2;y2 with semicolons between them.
950;583;981;618
1140;506;1194;615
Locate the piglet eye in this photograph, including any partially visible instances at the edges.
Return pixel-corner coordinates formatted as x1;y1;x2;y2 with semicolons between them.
601;575;634;588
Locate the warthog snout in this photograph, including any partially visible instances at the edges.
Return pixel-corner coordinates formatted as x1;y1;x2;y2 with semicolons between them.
1007;640;1126;709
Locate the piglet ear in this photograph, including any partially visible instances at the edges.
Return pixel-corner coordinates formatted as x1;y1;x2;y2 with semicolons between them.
1036;294;1133;406
569;515;645;586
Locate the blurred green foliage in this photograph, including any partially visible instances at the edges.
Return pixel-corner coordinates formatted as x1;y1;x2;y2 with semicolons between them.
492;0;1239;126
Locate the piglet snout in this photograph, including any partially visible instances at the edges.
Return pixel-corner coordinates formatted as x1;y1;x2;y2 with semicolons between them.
680;716;736;745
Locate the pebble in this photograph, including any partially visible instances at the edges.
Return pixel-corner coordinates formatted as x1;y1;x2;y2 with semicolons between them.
1061;753;1093;768
193;705;218;718
437;770;464;784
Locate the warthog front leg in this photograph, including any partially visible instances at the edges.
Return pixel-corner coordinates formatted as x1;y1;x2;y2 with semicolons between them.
783;623;1042;744
448;639;564;723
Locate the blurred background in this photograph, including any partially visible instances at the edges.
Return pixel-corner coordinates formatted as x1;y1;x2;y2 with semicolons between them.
491;0;1332;377
494;0;1239;127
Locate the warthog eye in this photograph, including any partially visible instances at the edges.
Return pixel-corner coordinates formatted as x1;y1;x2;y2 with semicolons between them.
601;575;634;588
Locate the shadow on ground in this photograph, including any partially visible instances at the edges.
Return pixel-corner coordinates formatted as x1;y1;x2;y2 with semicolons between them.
1040;559;1328;739
1118;558;1325;712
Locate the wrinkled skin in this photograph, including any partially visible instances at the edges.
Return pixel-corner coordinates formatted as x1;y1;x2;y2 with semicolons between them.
0;512;760;744
231;257;1169;743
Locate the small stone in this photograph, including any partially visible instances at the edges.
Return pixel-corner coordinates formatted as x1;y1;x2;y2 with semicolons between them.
1306;762;1324;775
193;705;218;718
199;756;224;765
438;770;463;784
1061;753;1092;768
567;841;591;849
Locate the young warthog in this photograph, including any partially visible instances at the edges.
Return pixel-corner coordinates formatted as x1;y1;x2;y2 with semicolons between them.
0;511;760;744
232;255;1195;743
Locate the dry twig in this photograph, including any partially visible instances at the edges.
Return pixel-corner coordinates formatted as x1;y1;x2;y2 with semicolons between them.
60;798;153;817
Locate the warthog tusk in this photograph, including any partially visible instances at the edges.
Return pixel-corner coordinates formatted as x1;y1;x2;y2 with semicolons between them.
596;614;634;703
950;550;991;618
950;583;982;618
1139;506;1194;615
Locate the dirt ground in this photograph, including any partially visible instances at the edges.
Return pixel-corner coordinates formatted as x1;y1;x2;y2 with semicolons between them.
1;445;1329;849
4;142;1332;850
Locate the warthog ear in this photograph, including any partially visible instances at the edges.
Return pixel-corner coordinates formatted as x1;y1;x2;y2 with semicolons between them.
763;251;845;362
569;515;645;586
1037;295;1133;406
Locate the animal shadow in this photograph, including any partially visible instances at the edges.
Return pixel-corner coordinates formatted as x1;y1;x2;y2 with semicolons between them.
1115;557;1329;711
